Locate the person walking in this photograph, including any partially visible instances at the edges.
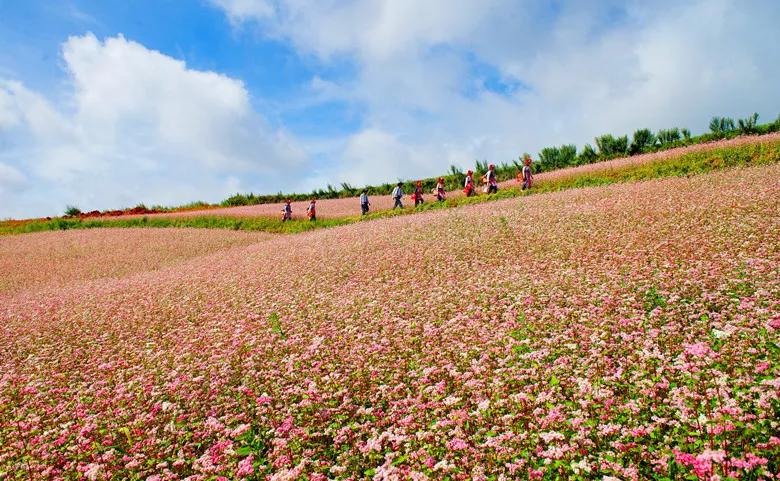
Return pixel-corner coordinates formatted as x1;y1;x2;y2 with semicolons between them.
435;177;446;201
306;199;317;221
392;182;404;209
485;164;498;194
413;180;424;207
360;189;370;215
281;199;292;221
522;156;534;190
464;170;475;197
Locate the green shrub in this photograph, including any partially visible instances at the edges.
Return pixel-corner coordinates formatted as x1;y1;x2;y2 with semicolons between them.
709;116;735;135
64;205;81;216
737;112;759;134
657;128;681;145
538;144;577;172
578;144;598;164
595;134;628;157
630;128;656;154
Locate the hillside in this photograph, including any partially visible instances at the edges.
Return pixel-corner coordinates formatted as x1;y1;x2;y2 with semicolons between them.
1;164;778;479
101;133;780;220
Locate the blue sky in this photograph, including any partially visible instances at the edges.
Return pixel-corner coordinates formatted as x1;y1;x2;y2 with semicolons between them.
1;0;779;218
0;1;357;133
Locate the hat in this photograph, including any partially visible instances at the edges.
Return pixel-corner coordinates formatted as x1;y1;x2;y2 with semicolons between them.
467;169;473;175
489;163;495;169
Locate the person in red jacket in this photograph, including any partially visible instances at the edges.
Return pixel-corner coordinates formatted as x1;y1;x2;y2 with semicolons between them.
413;180;424;206
464;170;475;196
434;177;446;201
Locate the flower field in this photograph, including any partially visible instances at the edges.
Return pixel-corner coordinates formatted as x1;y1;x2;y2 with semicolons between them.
0;229;274;296
1;164;779;480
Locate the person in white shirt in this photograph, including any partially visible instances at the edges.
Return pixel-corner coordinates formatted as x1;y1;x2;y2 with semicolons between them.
486;164;498;194
281;200;292;221
392;182;404;209
360;190;370;215
464;170;475;196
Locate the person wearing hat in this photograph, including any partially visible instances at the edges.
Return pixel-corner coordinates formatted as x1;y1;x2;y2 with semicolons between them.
485;164;498;194
464;170;475;197
281;199;293;221
306;199;317;221
413;180;424;207
391;182;404;209
360;189;370;215
435;177;446;201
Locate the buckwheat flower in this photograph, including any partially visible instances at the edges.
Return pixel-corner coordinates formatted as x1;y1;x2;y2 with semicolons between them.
84;464;103;481
711;329;729;339
447;438;468;450
236;454;254;477
571;458;591;474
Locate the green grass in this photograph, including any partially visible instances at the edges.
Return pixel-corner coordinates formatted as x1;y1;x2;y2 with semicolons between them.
2;139;778;236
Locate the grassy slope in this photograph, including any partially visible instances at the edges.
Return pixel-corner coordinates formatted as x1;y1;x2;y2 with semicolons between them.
2;137;778;236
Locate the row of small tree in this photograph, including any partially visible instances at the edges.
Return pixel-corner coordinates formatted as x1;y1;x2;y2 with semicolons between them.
530;112;778;174
101;111;780;212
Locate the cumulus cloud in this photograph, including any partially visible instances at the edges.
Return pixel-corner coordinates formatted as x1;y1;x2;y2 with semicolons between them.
0;33;308;218
211;0;780;187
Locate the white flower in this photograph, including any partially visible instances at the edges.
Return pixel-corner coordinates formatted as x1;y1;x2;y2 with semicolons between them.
571;458;591;474
711;329;730;339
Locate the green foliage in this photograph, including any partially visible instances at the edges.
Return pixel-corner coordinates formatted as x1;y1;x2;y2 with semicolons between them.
657;128;681;145
737;112;759;134
269;312;285;338
643;287;668;313
64;205;81;216
709;116;735;135
630;129;656;155
538;144;577;172
595;134;628;157
681;128;691;140
577;144;599;164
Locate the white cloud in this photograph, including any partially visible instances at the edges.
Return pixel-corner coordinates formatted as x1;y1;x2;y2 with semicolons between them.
4;2;779;217
0;161;26;192
211;0;780;188
210;0;275;23
0;33;308;218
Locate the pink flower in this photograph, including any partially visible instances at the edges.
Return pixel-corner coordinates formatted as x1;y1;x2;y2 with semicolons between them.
684;342;715;358
447;438;469;450
236;454;254;477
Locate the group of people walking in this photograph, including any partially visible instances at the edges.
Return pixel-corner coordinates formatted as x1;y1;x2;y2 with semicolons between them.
282;156;534;221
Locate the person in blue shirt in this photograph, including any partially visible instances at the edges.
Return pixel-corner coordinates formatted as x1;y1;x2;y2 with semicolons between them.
391;182;404;209
360;190;370;215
